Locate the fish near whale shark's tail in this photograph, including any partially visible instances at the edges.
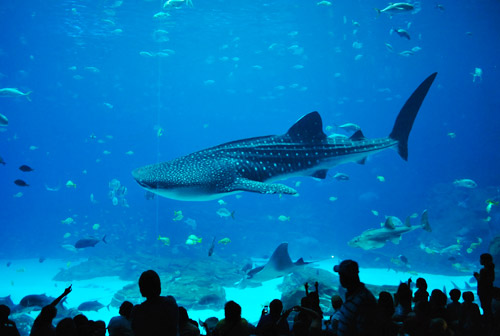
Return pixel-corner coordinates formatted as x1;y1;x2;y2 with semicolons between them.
389;72;437;160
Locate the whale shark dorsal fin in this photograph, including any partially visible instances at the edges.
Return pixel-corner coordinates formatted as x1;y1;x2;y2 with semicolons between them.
349;130;366;141
287;112;327;142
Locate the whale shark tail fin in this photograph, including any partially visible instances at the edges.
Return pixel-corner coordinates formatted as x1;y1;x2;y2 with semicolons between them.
389;72;437;161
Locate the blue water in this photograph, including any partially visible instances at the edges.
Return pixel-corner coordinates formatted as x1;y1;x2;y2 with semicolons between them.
1;0;499;277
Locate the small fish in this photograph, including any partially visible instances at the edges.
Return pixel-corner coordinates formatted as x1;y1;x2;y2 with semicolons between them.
66;180;77;188
19;165;34;172
395;28;411;40
14;179;29;187
6;262;11;267
453;179;477;188
218;237;231;245
217;199;227;205
39;257;46;263
186;234;202;245
208;237;216;256
61;217;75;225
316;0;332;6
78;300;106;312
338;123;361;133
0;88;32;101
92;223;100;230
158;235;170;246
485;200;499;214
173;210;184;221
447;132;456;139
399;255;408;264
375;2;415;15
376;176;385;182
216;208;235;219
0;155;5;165
278;215;290;222
74;235;107;248
0;113;8;126
333;172;350;181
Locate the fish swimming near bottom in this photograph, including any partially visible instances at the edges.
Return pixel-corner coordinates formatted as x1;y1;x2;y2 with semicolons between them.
74;235;107;249
132;73;437;201
244;242;310;284
349;210;431;250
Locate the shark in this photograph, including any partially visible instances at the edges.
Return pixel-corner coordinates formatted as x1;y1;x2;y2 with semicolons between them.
245;242;310;283
132;72;437;201
348;211;432;250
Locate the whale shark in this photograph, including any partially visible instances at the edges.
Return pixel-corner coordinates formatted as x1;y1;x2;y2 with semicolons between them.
133;73;437;201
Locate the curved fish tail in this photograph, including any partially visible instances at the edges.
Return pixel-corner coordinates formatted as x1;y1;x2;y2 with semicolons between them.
389;72;437;161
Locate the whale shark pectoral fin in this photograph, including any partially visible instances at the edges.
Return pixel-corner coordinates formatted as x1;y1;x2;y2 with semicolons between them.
230;178;298;195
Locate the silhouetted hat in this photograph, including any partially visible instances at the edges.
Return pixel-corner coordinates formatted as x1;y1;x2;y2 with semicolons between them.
333;260;359;274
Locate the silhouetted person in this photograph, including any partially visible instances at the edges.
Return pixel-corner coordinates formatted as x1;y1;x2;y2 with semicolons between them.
108;301;133;336
73;314;90;336
334;259;377;336
213;300;251;336
446;288;461;330
459;291;481;336
473;253;495;327
429;289;448;322
393;280;412;322
376;291;398;336
256;299;290;336
179;306;200;336
90;320;106;336
0;304;20;336
413;278;429;307
30;285;72;336
400;300;432;336
55;318;77;336
131;270;179;336
324;295;343;335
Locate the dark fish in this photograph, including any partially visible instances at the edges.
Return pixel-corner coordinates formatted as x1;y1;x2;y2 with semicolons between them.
396;29;411;40
6;261;11;267
74;235;107;249
399;255;408;264
39;257;46;263
78;300;106;312
19;294;54;308
14;179;29;187
0;155;5;165
19;165;34;172
208;237;216;257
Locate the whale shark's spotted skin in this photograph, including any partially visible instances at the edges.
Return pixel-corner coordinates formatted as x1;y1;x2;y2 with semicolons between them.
133;73;437;201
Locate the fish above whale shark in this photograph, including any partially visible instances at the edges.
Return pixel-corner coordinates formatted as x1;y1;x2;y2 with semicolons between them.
132;73;437;201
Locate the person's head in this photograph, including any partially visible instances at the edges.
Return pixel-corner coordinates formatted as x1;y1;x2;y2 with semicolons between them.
269;299;283;317
430;289;447;308
480;253;493;266
139;270;161;299
378;291;395;316
224;301;241;321
334;260;360;289
416;277;427;290
0;304;10;322
462;291;474;303
331;295;343;310
119;301;133;319
449;289;461;302
178;306;189;324
396;283;412;307
55;317;77;336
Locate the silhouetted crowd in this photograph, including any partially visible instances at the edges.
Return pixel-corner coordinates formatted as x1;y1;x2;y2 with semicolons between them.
1;253;498;336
